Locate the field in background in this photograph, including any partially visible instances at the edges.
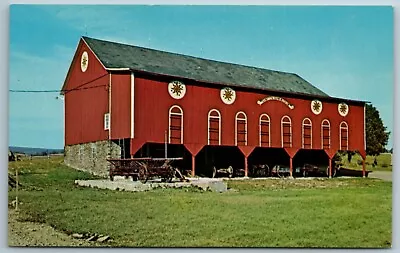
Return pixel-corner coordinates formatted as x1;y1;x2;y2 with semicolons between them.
339;153;392;172
8;157;392;248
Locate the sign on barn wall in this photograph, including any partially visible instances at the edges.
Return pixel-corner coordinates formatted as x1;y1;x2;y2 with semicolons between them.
257;96;294;109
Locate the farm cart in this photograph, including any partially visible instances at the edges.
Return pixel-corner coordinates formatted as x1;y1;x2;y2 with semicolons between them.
271;165;291;178
212;166;234;178
251;164;270;177
107;157;185;183
212;165;246;178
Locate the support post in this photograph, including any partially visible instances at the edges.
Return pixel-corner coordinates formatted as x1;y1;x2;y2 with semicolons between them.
289;157;293;177
244;156;248;177
191;155;195;177
184;144;204;178
164;130;167;159
329;158;332;178
362;159;366;178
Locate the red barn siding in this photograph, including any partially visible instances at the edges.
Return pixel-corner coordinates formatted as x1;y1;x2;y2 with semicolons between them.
64;39;109;145
110;73;131;139
134;76;365;152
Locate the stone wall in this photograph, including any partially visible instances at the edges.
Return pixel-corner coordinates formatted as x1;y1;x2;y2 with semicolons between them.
65;140;121;177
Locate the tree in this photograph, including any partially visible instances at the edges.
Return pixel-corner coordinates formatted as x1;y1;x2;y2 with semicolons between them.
365;104;390;156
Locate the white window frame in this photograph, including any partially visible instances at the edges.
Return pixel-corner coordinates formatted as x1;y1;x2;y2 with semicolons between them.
208;109;221;145
302;118;312;149
104;113;110;130
321;119;331;149
235;111;247;146
340;121;349;150
281;115;292;148
168;105;184;144
259;114;271;147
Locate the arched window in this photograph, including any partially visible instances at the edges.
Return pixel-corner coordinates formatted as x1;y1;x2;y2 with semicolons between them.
281;116;292;148
259;114;271;147
235;111;247;146
321;119;331;149
340;121;349;150
169;105;183;144
208;109;221;145
302;118;312;149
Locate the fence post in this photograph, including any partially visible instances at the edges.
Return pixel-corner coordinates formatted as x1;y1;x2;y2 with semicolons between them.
15;169;18;211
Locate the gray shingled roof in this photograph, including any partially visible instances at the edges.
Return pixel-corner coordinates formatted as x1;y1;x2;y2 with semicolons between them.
83;36;329;97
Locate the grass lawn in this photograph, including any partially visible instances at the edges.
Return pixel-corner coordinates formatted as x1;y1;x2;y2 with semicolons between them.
339;153;392;172
8;157;392;248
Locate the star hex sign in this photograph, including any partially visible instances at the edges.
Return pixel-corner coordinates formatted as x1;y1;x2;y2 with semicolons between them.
338;103;349;116
220;87;236;104
313;101;321;111
311;99;322;115
82;57;87;67
223;88;234;101
171;82;183;96
168;81;186;99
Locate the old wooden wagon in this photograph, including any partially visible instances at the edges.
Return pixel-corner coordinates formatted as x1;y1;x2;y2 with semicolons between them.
107;157;185;183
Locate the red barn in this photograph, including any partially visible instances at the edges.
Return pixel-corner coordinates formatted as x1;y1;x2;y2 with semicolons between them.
61;36;367;178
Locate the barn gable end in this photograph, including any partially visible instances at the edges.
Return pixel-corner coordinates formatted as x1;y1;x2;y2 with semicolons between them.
62;38;110;146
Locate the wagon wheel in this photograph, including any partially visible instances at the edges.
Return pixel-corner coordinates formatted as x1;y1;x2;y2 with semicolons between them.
165;167;176;183
109;170;114;181
325;166;337;178
227;166;233;178
332;167;337;178
138;166;148;184
261;165;269;177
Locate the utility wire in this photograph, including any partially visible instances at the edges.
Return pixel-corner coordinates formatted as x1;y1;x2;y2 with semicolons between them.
9;84;107;93
9;73;109;93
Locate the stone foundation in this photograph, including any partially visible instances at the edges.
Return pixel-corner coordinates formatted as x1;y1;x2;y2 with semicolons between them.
65;140;121;177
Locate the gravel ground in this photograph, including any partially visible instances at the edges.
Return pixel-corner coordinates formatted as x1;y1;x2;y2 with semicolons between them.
75;177;227;192
8;209;98;247
368;171;392;182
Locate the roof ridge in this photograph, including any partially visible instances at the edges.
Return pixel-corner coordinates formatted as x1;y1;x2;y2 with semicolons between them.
82;36;330;97
82;36;300;77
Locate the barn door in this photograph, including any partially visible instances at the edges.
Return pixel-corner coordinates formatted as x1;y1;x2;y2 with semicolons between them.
235;112;247;146
208;109;221;145
340;121;348;150
302;118;312;149
281;116;292;148
259;114;270;147
169;105;183;144
321;120;330;149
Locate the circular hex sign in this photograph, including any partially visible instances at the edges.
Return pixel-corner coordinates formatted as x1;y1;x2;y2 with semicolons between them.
220;87;236;105
81;51;89;72
168;81;186;99
338;102;349;117
311;99;323;115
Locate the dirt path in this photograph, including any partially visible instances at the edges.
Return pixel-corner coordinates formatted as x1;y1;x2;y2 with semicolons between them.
8;208;97;247
369;171;392;182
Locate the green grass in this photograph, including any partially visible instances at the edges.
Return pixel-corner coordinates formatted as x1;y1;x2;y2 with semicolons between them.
339;153;392;172
8;157;392;248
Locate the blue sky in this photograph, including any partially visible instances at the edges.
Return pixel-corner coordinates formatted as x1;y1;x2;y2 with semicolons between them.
9;5;393;149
